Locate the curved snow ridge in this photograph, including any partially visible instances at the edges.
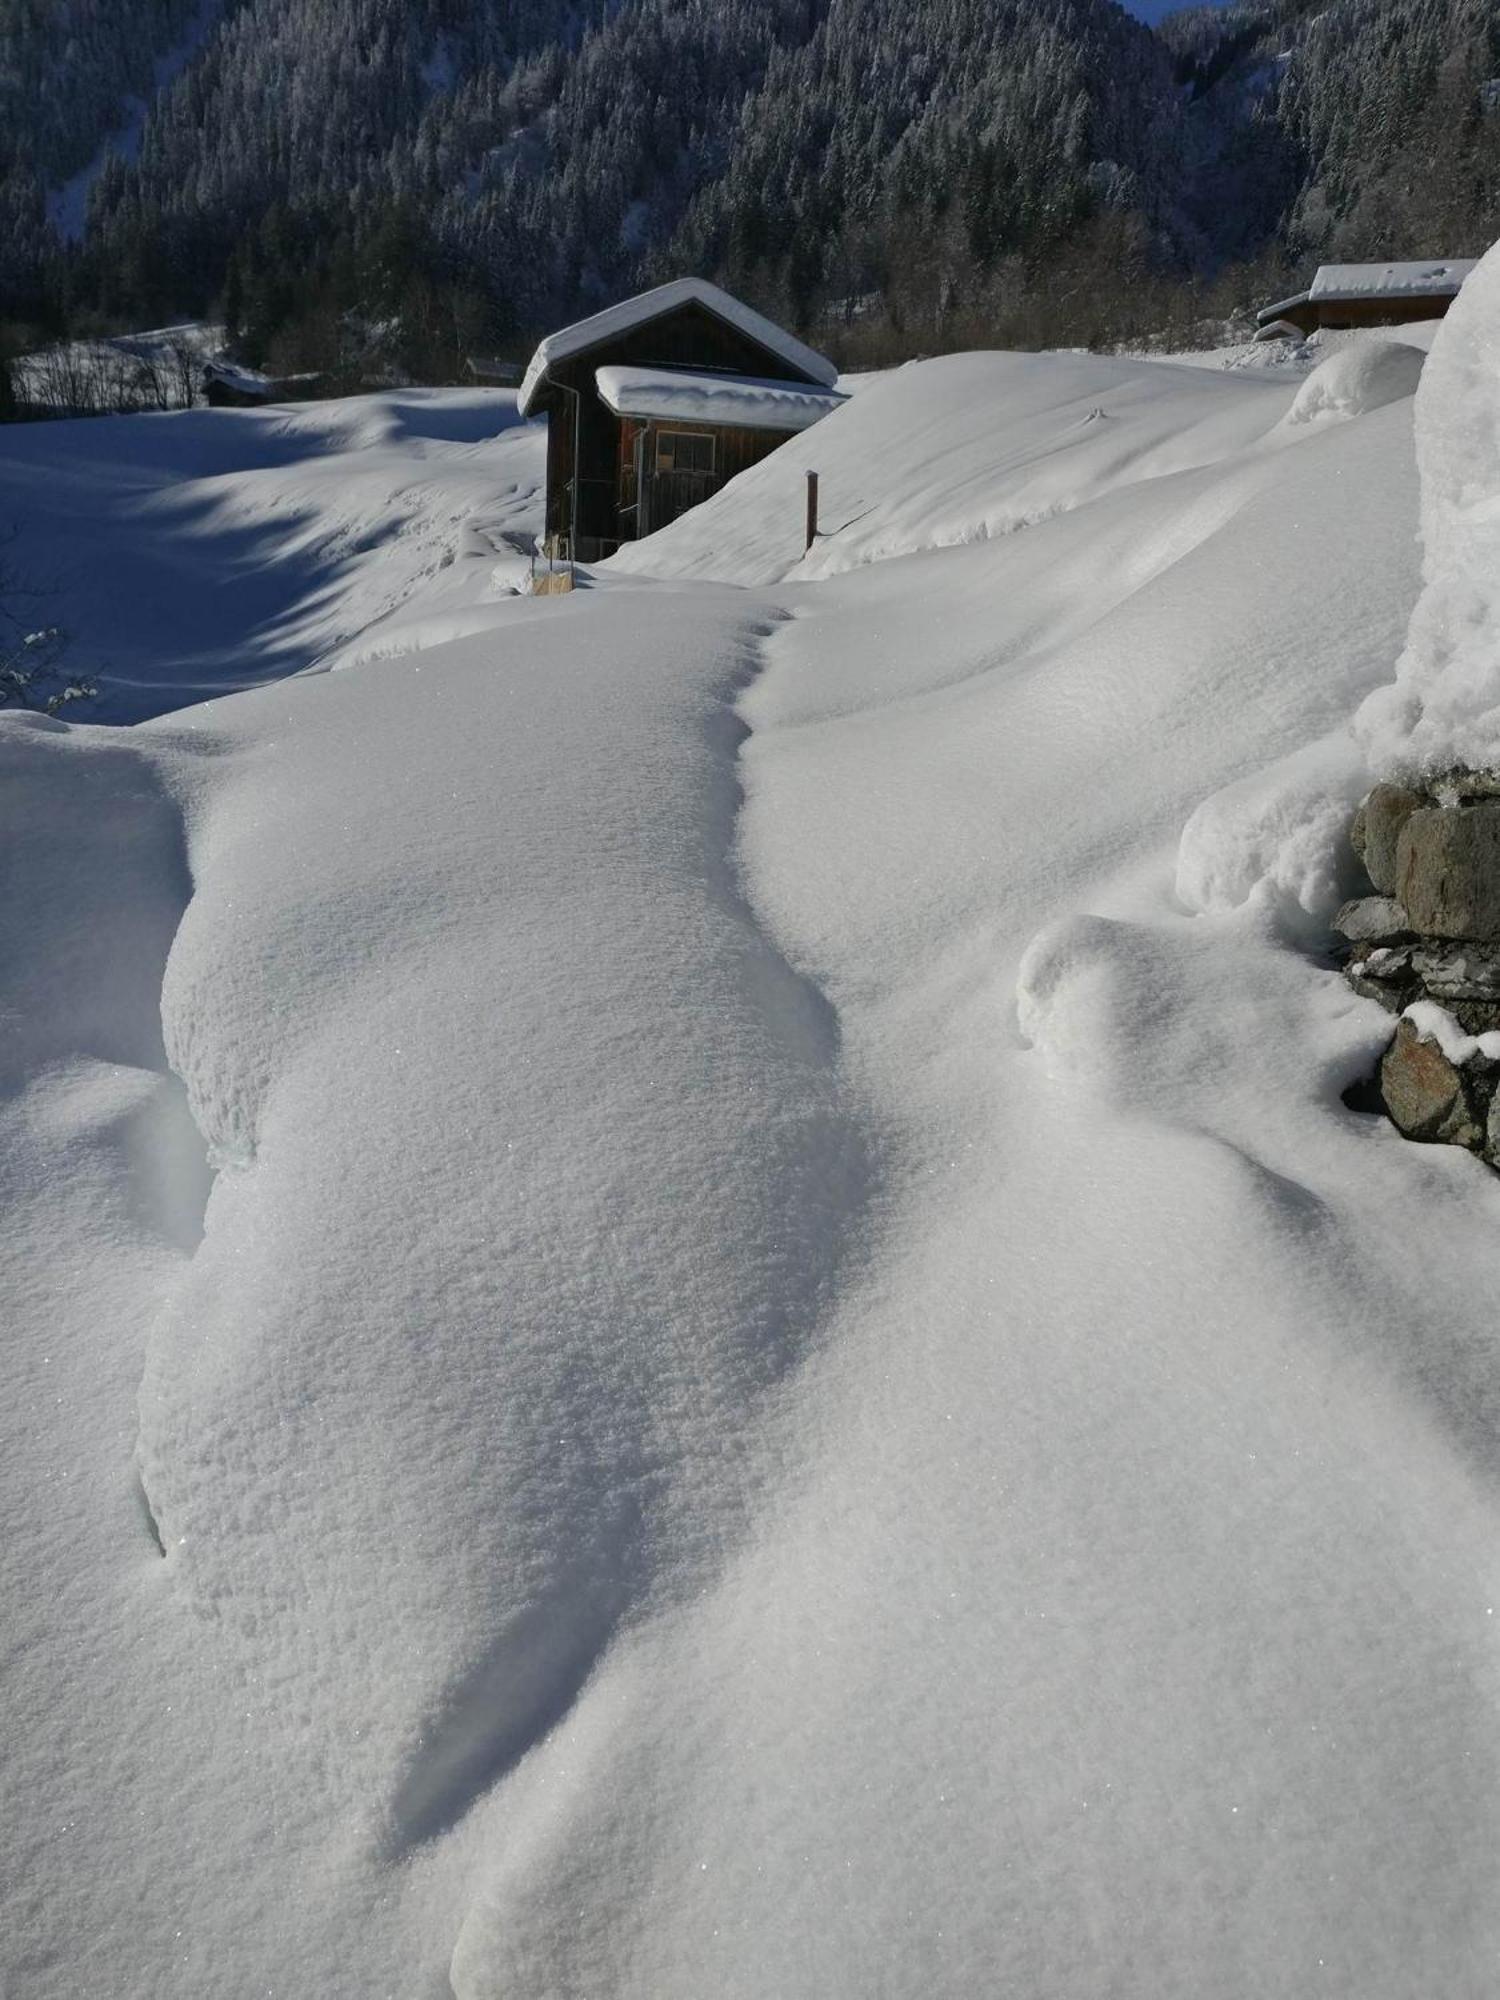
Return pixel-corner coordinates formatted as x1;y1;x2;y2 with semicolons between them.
376;604;876;1871
0;714;213;1592
0;714;214;1251
118;589;876;1963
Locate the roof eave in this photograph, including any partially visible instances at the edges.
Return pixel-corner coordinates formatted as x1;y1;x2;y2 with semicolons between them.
1256;291;1311;324
600;400;830;433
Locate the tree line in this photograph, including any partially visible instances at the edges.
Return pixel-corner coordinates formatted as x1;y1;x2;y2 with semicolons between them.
0;0;1497;394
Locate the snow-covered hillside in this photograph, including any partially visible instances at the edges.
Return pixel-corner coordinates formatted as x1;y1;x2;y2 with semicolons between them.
0;387;542;721
6;304;1500;1998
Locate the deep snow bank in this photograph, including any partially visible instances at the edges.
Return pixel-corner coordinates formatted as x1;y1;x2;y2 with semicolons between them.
9;321;1498;1999
1355;241;1500;776
607;349;1296;586
1278;336;1426;429
2;582;869;1996
435;331;1500;2000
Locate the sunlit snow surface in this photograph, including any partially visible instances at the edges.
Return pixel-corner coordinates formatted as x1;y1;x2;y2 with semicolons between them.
1356;249;1500;776
6;312;1500;1998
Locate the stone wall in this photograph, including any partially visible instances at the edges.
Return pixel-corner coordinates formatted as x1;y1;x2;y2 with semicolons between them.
1339;779;1500;1161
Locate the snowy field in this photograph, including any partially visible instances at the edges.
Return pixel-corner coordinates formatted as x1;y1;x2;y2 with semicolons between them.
0;387;542;720
6;285;1500;1999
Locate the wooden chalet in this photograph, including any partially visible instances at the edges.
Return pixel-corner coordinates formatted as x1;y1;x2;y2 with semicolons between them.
518;279;844;560
1255;259;1477;341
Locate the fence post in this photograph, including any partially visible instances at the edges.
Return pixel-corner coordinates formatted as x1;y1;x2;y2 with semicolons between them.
805;469;819;553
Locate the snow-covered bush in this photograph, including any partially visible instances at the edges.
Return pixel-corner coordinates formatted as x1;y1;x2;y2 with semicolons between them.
0;555;95;714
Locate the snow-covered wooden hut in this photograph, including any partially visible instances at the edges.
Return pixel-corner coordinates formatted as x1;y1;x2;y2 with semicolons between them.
1255;259;1477;341
518;280;844;560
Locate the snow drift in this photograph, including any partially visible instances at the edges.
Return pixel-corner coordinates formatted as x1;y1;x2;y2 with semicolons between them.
0;387;542;722
1356;240;1500;777
5;300;1499;2000
1279;335;1426;429
607;349;1294;585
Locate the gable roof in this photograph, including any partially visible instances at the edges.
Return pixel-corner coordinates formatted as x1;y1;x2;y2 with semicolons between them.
518;279;838;415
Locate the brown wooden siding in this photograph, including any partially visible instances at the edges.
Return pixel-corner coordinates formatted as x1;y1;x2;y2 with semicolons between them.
1277;291;1461;335
613;417;798;540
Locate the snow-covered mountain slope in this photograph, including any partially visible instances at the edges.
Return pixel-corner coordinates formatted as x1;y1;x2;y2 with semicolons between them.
0;387;542;722
7;310;1500;1998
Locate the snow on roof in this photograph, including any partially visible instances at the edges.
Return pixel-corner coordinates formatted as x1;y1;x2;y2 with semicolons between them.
594;364;845;433
1252;316;1307;342
1310;260;1477;303
204;358;273;395
518;279;838;414
1255;291;1311;325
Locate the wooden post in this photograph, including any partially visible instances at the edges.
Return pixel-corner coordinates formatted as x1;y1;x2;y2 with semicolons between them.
805;469;819;553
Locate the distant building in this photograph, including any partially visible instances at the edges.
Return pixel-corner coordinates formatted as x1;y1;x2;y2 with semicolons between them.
518;279;844;560
464;356;522;384
203;359;324;407
1255;260;1477;340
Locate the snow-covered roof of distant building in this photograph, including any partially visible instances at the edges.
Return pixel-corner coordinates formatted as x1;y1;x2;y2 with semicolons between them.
1251;316;1307;343
203;358;273;395
1256;259;1478;325
1310;259;1477;302
594;364;845;433
518;280;838;414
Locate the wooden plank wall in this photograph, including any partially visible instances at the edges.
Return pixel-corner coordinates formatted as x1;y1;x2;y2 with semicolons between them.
614;418;799;539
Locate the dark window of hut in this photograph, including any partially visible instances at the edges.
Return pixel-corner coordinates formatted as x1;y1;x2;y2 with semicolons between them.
656;430;715;475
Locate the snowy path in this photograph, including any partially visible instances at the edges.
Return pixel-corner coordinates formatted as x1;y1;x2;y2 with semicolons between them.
7;335;1500;1995
2;579;874;1996
450;356;1500;1996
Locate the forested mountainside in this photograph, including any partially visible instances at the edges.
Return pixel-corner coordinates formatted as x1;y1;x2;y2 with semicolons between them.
2;0;1498;374
1166;0;1500;266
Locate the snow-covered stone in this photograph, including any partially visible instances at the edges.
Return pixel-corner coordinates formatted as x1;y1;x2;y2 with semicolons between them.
1333;894;1413;945
1345;944;1418;1013
1409;940;1500;1006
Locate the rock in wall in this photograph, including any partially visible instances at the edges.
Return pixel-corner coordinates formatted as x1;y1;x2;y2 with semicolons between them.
1340;777;1500;1161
